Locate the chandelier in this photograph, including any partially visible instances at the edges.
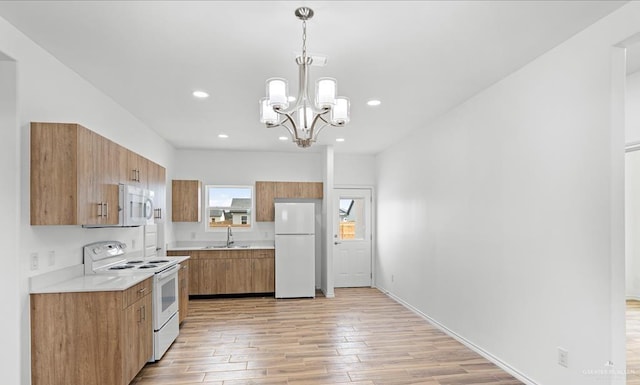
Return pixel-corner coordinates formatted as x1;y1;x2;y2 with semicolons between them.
259;7;350;148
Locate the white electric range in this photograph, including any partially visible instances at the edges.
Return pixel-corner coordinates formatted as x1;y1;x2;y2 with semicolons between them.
83;241;181;361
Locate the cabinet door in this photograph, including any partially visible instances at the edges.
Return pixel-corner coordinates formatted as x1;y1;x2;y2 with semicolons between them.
178;260;189;324
252;251;275;293
100;138;121;225
300;182;323;199
127;151;148;187
123;294;152;383
77;127;120;225
30;123;79;225
255;181;276;222
226;258;253;294
77;127;103;225
148;161;166;222
172;180;202;222
275;182;300;199
197;257;226;295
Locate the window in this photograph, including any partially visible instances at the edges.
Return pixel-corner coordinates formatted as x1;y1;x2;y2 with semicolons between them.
205;185;253;230
338;198;365;240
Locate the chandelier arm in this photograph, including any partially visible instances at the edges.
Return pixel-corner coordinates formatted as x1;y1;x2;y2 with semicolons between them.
273;109;301;140
307;111;328;140
311;121;330;141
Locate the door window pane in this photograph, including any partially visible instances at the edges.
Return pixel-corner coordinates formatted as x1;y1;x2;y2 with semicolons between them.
339;198;365;240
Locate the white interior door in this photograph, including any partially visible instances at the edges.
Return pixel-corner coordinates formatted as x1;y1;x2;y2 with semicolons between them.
334;188;372;287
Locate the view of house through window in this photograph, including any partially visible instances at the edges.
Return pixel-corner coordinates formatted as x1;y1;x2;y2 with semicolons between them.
339;198;365;240
205;185;252;229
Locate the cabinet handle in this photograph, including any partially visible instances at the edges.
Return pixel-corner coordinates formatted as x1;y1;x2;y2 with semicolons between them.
141;305;146;321
138;287;146;295
138;307;142;323
136;169;141;182
131;169;137;182
97;203;103;218
104;202;108;218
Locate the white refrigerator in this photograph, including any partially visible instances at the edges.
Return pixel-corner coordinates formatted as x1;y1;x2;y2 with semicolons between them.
275;202;316;298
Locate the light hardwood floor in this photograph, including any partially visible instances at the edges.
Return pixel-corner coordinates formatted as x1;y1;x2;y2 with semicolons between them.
132;288;522;385
628;300;640;384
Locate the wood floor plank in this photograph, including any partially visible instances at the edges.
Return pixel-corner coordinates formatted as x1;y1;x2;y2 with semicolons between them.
132;288;523;384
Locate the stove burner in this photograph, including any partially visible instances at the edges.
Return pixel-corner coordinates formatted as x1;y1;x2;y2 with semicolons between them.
138;264;158;269
127;260;144;264
109;265;135;270
149;259;169;263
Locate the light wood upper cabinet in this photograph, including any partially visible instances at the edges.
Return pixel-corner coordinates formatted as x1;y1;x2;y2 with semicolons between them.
148;161;166;221
255;181;323;222
126;150;149;187
31;122;166;226
255;181;277;222
172;180;202;222
31;122;118;225
30;278;153;385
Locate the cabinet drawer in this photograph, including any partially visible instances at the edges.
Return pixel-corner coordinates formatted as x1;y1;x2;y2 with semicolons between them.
123;278;152;309
251;249;274;259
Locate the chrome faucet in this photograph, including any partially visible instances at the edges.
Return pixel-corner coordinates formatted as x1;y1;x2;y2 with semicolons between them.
226;225;234;247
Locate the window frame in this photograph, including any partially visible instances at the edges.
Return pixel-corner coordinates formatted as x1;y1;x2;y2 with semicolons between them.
203;184;254;232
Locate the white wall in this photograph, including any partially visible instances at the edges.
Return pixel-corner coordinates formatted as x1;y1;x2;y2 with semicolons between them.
170;149;324;244
626;71;640;144
0;57;19;385
375;3;639;385
626;71;640;299
334;153;376;186
0;15;175;384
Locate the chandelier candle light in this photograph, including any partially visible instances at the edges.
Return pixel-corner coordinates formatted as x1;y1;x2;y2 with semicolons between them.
259;7;350;148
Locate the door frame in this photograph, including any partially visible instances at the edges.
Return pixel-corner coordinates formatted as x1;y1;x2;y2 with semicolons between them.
334;185;375;288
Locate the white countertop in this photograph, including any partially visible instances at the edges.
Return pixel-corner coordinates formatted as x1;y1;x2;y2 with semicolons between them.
168;243;274;251
31;272;154;294
30;256;191;294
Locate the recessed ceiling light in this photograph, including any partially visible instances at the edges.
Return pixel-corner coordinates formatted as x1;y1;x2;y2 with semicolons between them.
367;99;381;106
336;138;345;142
218;134;228;139
193;90;209;98
278;136;288;141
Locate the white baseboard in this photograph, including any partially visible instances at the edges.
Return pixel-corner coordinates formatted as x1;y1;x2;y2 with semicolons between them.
321;287;335;298
375;285;538;385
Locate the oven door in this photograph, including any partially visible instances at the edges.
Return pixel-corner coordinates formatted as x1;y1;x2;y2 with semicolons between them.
153;264;179;330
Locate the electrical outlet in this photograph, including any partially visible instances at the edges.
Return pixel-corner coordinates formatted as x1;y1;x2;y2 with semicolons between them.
30;252;39;270
391;274;394;282
131;239;136;249
558;347;568;368
48;250;55;266
190;232;196;240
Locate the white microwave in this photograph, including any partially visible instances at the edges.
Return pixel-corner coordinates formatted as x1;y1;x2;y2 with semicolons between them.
84;184;154;228
120;184;154;227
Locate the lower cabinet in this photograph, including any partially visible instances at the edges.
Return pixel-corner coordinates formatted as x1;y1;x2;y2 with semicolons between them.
30;278;153;385
168;249;274;295
178;260;189;324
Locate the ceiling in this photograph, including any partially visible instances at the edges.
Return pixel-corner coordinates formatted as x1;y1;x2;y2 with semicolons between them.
0;1;627;154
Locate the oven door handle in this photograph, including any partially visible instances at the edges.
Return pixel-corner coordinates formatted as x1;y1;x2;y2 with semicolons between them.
157;264;180;280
